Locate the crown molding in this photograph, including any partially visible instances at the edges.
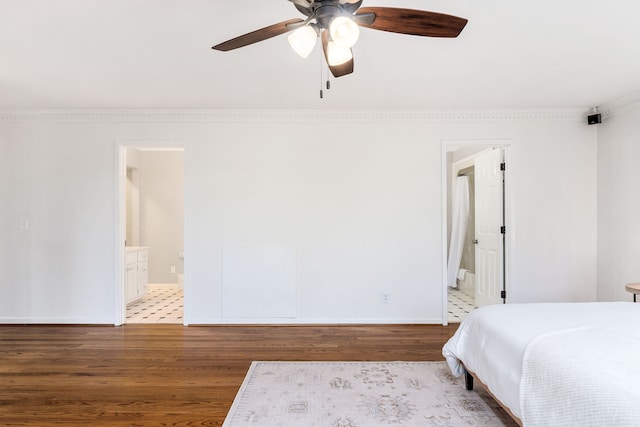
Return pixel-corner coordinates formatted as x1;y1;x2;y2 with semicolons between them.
600;90;640;119
0;108;585;123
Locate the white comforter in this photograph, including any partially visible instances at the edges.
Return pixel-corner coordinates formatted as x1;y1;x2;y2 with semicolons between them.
521;326;640;426
442;302;640;423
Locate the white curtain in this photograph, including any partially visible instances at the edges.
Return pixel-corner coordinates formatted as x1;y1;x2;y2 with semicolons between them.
447;176;470;288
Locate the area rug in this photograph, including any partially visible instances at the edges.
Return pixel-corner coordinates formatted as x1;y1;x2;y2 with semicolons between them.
223;361;518;427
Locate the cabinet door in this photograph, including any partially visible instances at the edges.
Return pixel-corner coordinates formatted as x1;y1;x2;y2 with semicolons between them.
137;261;148;297
125;263;138;303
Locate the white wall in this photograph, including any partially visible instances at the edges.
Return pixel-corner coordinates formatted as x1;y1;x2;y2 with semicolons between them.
1;121;117;322
509;121;599;302
0;110;598;324
125;148;141;246
597;103;640;301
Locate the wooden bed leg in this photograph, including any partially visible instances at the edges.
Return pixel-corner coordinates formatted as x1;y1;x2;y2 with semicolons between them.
464;370;474;391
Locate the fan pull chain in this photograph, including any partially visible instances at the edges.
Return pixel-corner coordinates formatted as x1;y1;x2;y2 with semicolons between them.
319;52;324;99
319;52;333;99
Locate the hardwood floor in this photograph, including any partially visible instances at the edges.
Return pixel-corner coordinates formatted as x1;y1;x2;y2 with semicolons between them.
0;324;458;426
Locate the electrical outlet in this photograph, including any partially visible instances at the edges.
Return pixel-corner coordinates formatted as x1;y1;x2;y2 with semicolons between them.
171;266;176;274
381;292;390;304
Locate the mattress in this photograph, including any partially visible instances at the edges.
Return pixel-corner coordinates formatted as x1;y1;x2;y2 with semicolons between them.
442;302;640;420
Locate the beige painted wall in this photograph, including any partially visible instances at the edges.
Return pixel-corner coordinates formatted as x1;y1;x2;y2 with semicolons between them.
139;150;184;284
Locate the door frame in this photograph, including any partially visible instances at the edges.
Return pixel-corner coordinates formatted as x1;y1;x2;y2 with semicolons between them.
440;140;512;325
114;140;187;326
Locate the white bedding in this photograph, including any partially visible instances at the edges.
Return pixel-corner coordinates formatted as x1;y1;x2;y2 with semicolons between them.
442;302;640;421
520;326;640;426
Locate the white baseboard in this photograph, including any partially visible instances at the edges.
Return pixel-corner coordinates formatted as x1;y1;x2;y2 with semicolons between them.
0;317;117;325
183;317;444;326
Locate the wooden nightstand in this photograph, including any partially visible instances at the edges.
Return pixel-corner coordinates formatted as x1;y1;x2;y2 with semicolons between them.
625;283;640;302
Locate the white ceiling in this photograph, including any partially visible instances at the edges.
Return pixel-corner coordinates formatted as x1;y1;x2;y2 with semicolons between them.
2;0;640;110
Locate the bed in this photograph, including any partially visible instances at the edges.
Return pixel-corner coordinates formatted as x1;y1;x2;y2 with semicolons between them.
442;302;640;426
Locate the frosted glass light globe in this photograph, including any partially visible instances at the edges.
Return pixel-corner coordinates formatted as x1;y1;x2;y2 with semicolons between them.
329;16;359;48
327;41;353;66
288;26;318;58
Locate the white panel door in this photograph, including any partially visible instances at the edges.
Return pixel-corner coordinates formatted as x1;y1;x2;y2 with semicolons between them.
475;148;504;307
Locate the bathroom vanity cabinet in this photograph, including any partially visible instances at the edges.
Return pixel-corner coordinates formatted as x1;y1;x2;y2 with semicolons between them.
125;247;148;304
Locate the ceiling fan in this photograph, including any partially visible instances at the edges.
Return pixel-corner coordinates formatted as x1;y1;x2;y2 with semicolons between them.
212;0;468;78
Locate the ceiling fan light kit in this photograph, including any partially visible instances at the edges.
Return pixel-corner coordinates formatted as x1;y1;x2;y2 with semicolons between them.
326;41;353;66
328;16;360;48
212;0;468;79
288;25;318;58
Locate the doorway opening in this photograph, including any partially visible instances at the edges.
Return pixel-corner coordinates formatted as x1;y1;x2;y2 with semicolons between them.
117;145;185;325
442;143;510;324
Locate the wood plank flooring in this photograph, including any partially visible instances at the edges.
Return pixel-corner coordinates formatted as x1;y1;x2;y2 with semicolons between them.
0;324;458;426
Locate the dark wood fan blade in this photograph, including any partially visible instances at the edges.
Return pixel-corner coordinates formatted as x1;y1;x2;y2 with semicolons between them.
355;7;467;38
212;18;304;51
321;30;354;78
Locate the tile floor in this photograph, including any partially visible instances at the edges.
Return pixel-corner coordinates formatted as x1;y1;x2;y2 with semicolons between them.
447;287;475;323
126;284;471;325
126;284;183;324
